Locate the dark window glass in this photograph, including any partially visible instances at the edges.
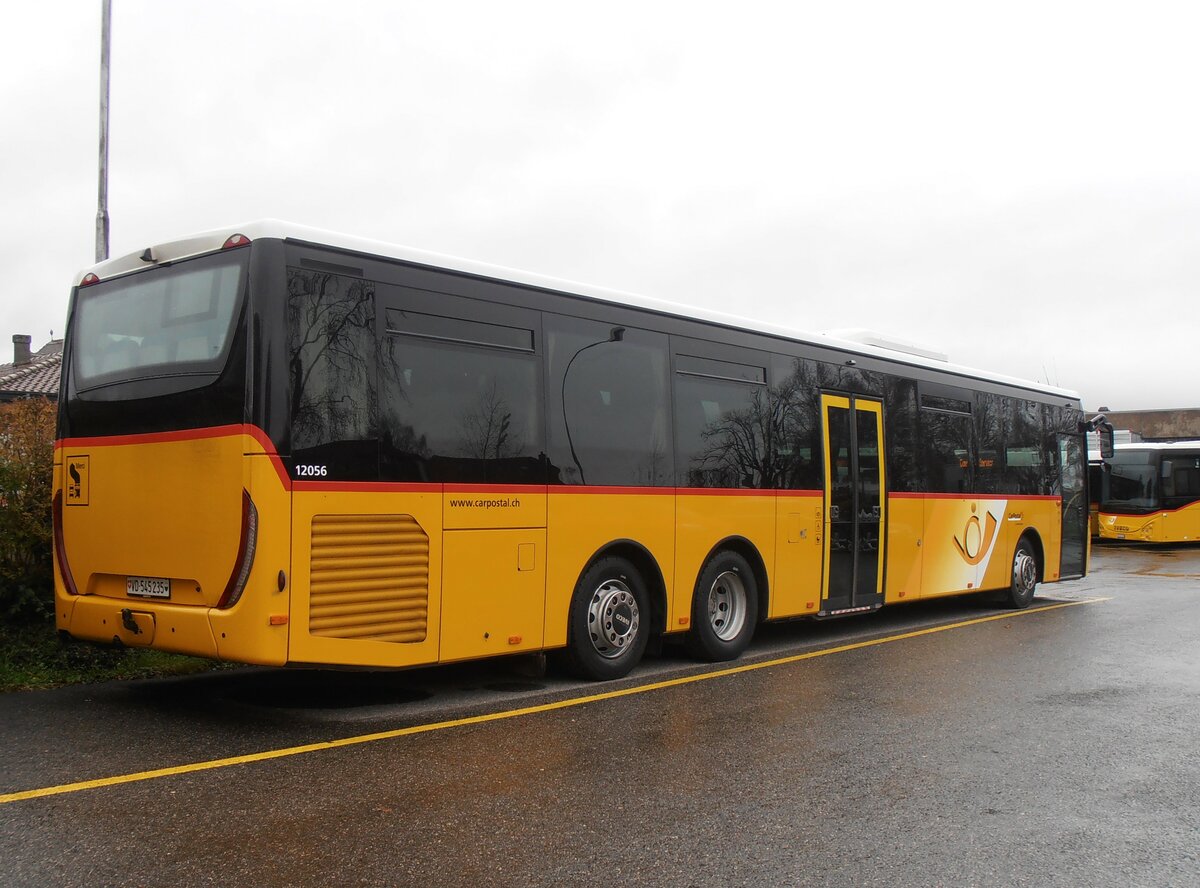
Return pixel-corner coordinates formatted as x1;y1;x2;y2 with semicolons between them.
826;404;854;599
923;410;973;493
545;317;671;487
921;394;972;414
882;376;919;492
677;355;766;384
378;333;543;483
1042;405;1066;497
855;407;882;591
1163;455;1200;509
771;355;823;490
385;308;534;352
1105;450;1158;510
287;269;378;475
1088;462;1107;507
675;371;772;489
814;362;884;397
973;392;1007;494
1003;398;1044;495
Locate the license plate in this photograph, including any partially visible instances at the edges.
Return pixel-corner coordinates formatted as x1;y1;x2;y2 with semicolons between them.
127;576;171;599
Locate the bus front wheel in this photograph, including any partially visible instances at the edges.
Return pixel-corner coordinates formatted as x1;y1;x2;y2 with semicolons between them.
1003;538;1039;609
686;551;759;662
563;556;651;681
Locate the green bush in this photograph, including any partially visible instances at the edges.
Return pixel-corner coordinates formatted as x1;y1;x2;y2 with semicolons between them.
0;398;56;624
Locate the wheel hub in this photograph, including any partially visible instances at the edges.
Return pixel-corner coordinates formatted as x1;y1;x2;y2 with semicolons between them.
1013;550;1037;595
707;570;747;642
587;579;640;659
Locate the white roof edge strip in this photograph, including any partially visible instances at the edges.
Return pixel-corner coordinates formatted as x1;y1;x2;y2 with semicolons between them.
76;218;1080;401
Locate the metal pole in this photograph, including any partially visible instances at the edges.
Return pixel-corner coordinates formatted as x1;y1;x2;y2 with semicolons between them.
96;0;112;263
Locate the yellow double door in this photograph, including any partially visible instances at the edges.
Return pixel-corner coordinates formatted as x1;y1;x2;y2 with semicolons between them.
819;395;886;615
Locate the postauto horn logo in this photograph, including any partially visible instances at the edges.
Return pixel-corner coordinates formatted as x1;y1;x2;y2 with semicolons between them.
954;504;999;566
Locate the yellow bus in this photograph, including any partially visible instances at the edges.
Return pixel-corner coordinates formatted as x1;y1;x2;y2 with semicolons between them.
55;222;1097;680
1098;442;1200;543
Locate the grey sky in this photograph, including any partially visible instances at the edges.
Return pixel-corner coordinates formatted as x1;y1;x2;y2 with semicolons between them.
3;1;1196;409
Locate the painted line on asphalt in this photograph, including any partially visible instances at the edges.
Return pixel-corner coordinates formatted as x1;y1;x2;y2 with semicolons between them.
0;597;1110;805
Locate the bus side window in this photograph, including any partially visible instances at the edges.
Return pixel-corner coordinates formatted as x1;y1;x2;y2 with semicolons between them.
286;268;377;472
921;410;973;494
674;358;768;490
1163;457;1200;508
546;317;672;487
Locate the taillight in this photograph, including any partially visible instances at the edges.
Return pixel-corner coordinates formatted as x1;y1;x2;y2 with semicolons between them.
52;491;80;596
80;273;100;287
217;490;259;609
222;234;251;249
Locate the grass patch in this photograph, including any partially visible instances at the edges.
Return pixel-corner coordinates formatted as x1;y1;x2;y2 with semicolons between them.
0;621;223;692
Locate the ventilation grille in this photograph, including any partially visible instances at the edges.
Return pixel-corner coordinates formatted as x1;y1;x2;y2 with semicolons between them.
309;514;429;643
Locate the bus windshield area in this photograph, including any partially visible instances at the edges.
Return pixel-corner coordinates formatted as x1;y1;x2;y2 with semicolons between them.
1105;451;1159;511
72;251;247;390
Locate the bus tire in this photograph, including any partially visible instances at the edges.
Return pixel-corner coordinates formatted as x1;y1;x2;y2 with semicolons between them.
1004;537;1039;609
685;551;759;662
563;556;651;681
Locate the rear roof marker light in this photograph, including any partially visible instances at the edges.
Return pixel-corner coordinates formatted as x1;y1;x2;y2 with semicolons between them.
80;273;100;287
222;234;251;249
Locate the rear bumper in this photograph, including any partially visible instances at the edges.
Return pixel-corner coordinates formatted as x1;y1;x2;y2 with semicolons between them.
57;593;220;658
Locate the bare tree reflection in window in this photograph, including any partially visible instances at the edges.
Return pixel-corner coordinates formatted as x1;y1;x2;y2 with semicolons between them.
287;270;376;450
775;360;824;489
691;385;784;489
459;380;524;461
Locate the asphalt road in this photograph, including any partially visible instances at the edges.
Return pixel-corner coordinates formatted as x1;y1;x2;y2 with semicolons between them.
2;544;1198;887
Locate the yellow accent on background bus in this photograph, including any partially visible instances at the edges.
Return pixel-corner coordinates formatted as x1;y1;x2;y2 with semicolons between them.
1098;442;1200;543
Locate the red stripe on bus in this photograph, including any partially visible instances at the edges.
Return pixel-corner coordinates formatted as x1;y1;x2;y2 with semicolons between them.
55;423;250;450
290;484;819;497
56;424;291;490
549;486;675;496
294;481;442;494
676;488;776;497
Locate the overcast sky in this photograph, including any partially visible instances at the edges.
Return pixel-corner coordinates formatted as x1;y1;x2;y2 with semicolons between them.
3;1;1197;410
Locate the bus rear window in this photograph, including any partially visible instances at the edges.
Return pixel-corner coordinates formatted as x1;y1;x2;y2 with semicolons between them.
73;251;247;389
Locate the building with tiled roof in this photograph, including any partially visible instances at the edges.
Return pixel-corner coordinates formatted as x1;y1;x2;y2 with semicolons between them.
0;335;63;401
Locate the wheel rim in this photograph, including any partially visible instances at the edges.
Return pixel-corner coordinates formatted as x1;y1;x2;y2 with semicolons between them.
1013;549;1037;597
587;578;640;659
706;570;747;642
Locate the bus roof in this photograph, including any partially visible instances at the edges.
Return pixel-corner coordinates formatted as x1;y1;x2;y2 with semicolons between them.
77;219;1081;403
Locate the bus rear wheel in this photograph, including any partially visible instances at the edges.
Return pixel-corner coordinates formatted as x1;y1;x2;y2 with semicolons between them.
563;556;651;681
1003;538;1039;609
686;551;759;662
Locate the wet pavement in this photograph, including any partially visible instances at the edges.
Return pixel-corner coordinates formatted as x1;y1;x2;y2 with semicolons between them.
1;544;1198;887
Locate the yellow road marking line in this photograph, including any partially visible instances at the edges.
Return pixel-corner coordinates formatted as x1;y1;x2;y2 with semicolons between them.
1;597;1109;805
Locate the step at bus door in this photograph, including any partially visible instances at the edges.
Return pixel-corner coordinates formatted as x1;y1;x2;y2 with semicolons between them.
820;395;886;616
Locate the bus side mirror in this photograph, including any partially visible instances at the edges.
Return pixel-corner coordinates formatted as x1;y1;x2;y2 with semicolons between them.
1082;414;1115;459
